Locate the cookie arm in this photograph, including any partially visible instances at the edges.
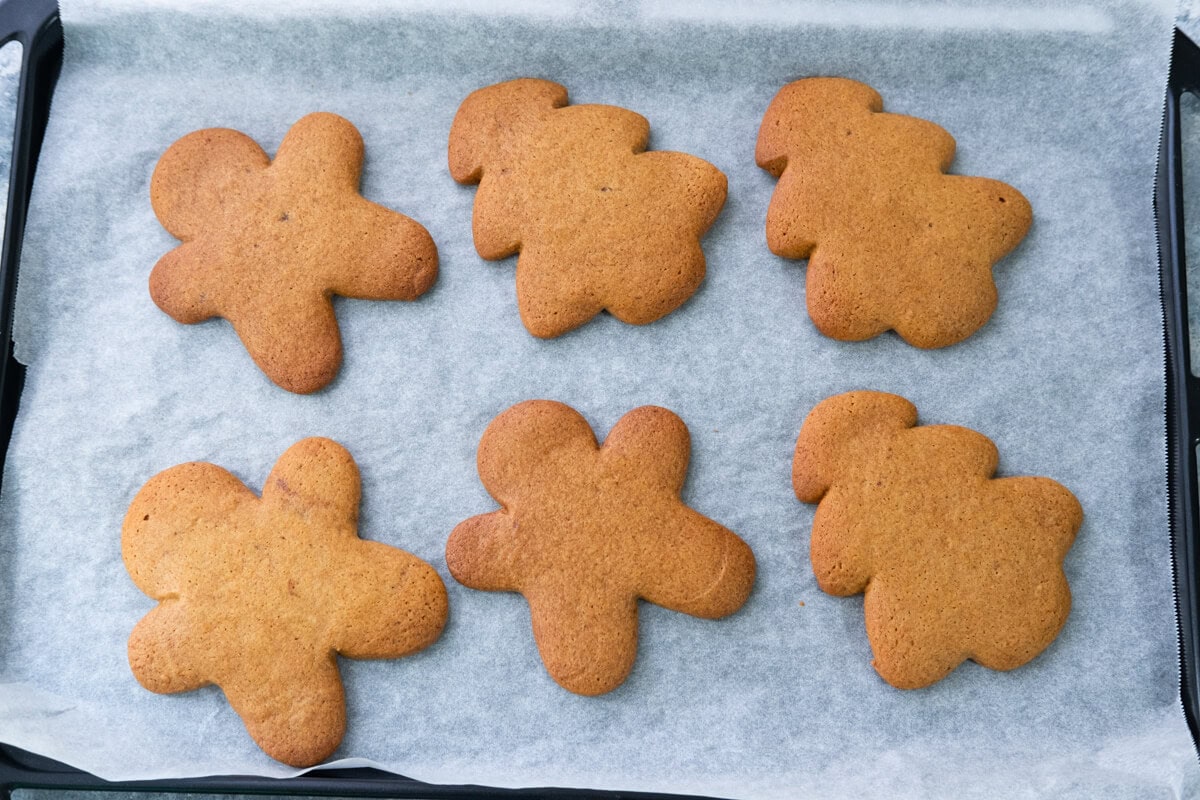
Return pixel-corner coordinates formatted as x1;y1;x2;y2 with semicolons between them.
808;489;874;596
445;511;526;592
149;242;225;324
645;151;727;235
332;542;448;659
958;177;1032;261
637;506;755;619
764;172;820;259
988;476;1082;557
754;97;790;178
556;104;651;154
327;198;438;301
128;602;212;695
471;174;524;260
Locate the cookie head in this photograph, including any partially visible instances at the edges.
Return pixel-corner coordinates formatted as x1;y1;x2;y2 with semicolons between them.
122;438;448;766
793;391;1081;689
448;77;569;184
150;113;438;394
448;79;728;338
756;78;1032;348
150;128;271;242
446;400;755;695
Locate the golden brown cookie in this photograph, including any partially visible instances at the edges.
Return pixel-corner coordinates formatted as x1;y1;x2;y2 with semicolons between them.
122;438;448;766
448;79;727;338
756;78;1032;348
150;113;438;394
446;400;755;695
793;391;1081;689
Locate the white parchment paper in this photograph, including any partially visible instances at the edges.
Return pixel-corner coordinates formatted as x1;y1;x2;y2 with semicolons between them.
0;1;1194;797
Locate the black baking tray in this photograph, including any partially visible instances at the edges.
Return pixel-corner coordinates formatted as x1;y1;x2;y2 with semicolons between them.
0;0;1197;797
1160;25;1200;755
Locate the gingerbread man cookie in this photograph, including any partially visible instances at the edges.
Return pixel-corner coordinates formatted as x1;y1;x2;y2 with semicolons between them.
150;113;438;393
793;391;1082;689
756;78;1032;348
448;79;727;338
446;400;755;695
123;438;448;766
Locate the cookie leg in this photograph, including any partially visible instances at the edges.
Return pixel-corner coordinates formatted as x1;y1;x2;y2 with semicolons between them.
514;246;604;338
226;294;342;394
805;247;890;343
222;649;346;768
863;582;964;690
527;585;639;696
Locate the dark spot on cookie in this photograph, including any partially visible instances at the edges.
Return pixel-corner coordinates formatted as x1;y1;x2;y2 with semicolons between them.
143;514;150;521
998;197;1006;203
279;212;290;221
600;186;611;192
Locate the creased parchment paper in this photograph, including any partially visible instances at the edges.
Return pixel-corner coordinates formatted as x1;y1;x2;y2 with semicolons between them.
0;1;1194;797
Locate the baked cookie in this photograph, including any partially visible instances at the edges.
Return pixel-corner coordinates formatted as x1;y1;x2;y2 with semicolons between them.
793;391;1081;689
448;79;727;338
446;400;755;695
150;113;438;394
123;438;448;766
756;78;1032;348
